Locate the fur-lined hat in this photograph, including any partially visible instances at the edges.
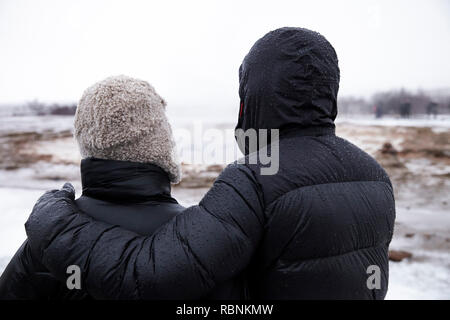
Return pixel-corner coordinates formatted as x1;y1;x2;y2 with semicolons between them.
74;75;181;183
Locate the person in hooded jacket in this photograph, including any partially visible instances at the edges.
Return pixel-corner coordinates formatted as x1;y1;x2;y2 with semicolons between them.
0;75;245;299
24;27;396;300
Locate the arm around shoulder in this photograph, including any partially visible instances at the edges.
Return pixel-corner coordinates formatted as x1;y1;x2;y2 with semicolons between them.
26;164;265;299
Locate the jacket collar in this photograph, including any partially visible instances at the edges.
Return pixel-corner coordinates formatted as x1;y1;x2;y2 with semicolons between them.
81;157;176;203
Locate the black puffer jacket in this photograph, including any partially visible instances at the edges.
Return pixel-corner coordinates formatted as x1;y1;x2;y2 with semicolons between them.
24;27;395;299
0;159;184;299
0;159;246;299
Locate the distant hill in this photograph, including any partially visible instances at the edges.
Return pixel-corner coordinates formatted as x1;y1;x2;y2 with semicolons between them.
0;102;77;117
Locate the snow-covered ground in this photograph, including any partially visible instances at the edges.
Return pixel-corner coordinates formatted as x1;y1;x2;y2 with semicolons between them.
386;257;450;299
0;115;449;299
336;114;450;129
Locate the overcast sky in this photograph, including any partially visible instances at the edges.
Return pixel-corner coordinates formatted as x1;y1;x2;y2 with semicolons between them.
1;0;449;116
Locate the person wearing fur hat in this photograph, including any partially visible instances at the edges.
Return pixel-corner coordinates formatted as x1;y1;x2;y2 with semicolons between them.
0;75;246;299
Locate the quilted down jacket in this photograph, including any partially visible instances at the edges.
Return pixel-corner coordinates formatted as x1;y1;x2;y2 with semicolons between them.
24;27;395;299
0;159;246;299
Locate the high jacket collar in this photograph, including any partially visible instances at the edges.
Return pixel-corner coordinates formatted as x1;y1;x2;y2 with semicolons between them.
81;157;176;203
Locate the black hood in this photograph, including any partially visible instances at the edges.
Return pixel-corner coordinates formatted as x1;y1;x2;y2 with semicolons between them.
235;27;340;136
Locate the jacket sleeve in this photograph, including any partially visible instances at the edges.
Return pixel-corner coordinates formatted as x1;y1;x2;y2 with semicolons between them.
25;163;265;299
0;241;61;299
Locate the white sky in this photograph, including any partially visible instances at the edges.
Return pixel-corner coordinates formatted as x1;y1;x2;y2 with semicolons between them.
1;0;449;116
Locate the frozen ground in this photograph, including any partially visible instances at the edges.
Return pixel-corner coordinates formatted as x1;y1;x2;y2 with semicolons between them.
0;115;449;299
336;114;450;129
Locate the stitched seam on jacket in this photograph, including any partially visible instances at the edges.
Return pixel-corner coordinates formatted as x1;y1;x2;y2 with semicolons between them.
174;214;216;292
213;179;264;232
266;180;392;208
83;225;121;298
132;239;147;299
200;202;253;245
277;242;389;269
237;165;266;224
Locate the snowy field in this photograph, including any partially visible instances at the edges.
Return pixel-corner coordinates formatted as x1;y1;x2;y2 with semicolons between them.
0;115;449;299
336;114;450;128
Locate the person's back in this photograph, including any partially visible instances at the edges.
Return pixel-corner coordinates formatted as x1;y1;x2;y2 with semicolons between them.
0;159;183;299
0;76;184;299
235;27;395;299
243;132;394;299
77;158;246;299
76;158;184;236
0;76;246;299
